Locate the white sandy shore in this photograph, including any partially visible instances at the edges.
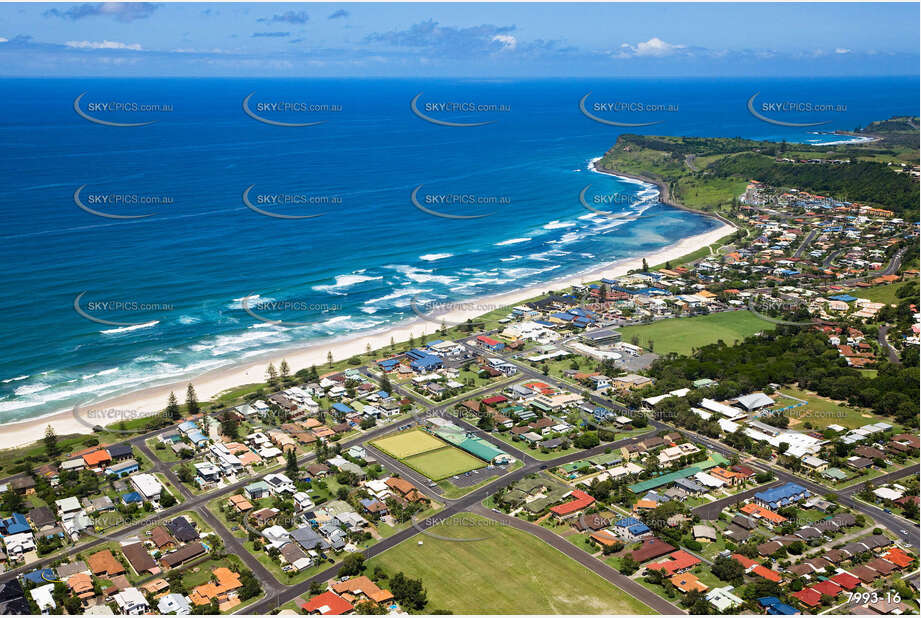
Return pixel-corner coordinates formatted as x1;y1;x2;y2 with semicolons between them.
1;211;735;451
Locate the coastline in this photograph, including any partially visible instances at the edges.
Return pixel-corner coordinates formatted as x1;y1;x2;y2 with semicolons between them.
0;172;736;451
590;156;737;227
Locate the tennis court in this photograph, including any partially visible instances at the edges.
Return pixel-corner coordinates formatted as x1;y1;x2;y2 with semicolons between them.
371;429;447;459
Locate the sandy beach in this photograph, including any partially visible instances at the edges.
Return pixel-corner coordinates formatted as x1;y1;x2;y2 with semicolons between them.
2;178;736;450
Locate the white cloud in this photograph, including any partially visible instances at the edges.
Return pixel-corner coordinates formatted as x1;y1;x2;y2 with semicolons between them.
65;40;142;50
492;34;517;51
835;48;852;54
620;37;685;57
0;37;8;43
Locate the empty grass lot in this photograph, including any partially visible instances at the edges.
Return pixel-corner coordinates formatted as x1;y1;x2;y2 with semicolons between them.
402;447;484;480
368;513;654;614
371;430;446;458
776;386;880;430
617;310;774;356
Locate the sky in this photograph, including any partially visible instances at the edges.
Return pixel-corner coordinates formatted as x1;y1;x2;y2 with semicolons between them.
0;2;918;77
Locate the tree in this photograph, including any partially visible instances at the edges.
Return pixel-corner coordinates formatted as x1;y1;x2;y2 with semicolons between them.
354;601;386;615
280;359;290;380
618;554;639;575
338;552;366;577
711;555;745;585
160;492;177;508
44;425;57;458
1;489;25;514
390;572;427;611
166;569;185;594
166;391;181;421
266;363;278;383
327;351;334;368
642;258;649;271
177;463;194;484
221;410;239;440
186;383;199;416
239;571;261;600
286;450;299;477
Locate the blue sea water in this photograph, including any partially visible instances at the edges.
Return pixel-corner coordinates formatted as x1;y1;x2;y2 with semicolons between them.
0;76;915;421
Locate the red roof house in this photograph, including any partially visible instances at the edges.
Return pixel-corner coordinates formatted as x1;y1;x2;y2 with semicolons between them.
811;580;842;598
301;592;354;615
549;490;595;518
830;572;860;591
792;589;822;607
646;550;701;576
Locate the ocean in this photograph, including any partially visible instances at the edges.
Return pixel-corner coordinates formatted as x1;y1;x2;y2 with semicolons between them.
0;76;915;422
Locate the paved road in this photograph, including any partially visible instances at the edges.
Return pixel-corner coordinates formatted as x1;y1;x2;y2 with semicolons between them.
877;325;902;365
692;480;785;520
0;410;466;585
468;504;685;615
793;228;819;258
674;428;920;549
195;503;283;599
242;431;659;614
822;248;844;269
458;337;921;550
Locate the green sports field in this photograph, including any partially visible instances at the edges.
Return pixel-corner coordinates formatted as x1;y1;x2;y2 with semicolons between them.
617;310;775;356
403;447;485;480
371;430;446;458
368;513;654;614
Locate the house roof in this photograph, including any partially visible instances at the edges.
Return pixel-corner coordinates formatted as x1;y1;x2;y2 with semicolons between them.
150;525;176;548
160;542;206;568
631;538;676;563
82;450;111;466
830;572;861;591
301;591;353;615
811;580;842;597
87;550;125;577
331;576;394;604
549;490;595;516
121;543;157;574
882;547;913;568
792;588;822;607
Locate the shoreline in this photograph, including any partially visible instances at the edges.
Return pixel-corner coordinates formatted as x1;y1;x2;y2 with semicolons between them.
0;172;736;451
590;156;737;227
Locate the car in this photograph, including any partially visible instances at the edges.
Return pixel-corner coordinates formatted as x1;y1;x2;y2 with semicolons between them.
884;508;892;514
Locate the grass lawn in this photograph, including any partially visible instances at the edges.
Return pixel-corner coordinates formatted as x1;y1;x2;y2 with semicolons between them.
371;430;446;458
403;446;485;480
775;386;879;430
846;281;914;306
368;513;654;614
616;311;774;356
146;438;181;462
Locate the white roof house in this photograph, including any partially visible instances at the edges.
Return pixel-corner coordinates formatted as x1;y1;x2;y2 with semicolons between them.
157;593;191;615
112;587;149;615
706;586;744;612
129;473;163;500
30;583;56;614
261;525;291;549
3;531;35;556
694;471;725;488
873;487;904;501
56;496;82;515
